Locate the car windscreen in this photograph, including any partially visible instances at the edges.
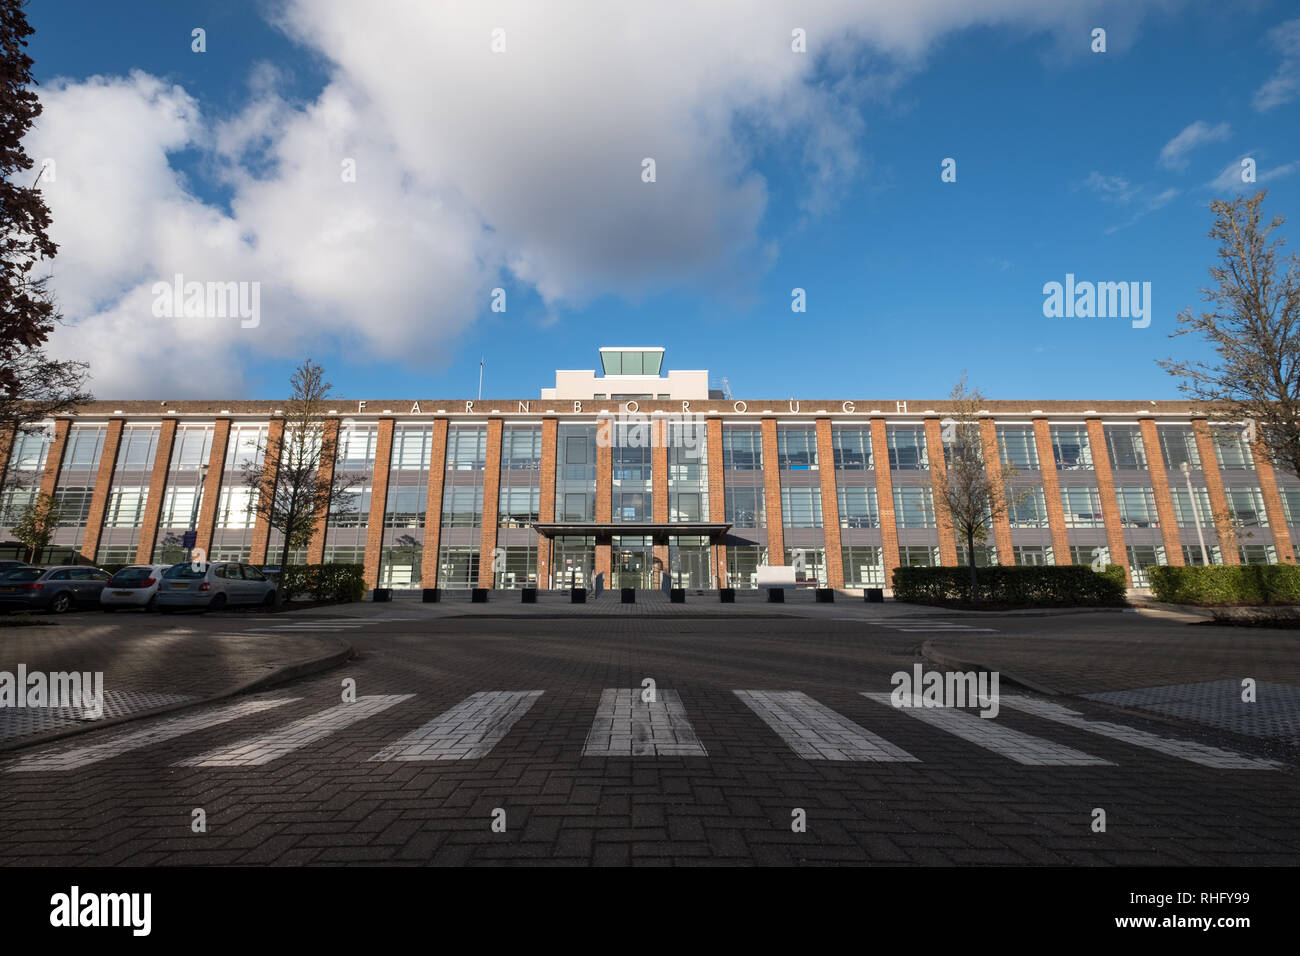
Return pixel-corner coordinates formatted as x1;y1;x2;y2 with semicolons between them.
162;564;207;579
110;567;153;584
1;569;42;582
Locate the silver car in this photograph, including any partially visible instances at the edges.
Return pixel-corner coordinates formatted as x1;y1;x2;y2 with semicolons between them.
156;561;279;612
100;564;172;612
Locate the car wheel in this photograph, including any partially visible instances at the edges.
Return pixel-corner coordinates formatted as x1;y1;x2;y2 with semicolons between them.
262;591;277;608
146;595;157;612
159;606;175;614
50;592;72;614
206;593;228;612
101;606;117;613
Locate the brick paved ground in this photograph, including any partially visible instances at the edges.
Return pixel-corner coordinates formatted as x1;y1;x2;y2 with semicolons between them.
1;607;1297;866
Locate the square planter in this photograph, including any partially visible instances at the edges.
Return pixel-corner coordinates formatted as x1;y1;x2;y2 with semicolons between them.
865;588;884;603
471;588;488;603
621;587;635;604
719;588;736;603
373;588;392;603
521;588;537;604
422;588;440;602
816;588;834;603
767;588;785;603
669;588;685;604
571;588;587;604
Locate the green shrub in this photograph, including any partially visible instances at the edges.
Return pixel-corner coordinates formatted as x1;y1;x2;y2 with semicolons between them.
277;563;366;603
891;565;1128;607
1148;563;1300;605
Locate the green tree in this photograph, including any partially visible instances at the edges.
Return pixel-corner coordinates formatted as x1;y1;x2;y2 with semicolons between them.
1159;190;1300;478
11;488;57;562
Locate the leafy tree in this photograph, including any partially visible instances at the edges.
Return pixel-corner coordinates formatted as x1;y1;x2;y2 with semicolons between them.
1159;190;1300;478
243;360;357;572
10;488;57;562
933;375;1027;601
0;1;90;498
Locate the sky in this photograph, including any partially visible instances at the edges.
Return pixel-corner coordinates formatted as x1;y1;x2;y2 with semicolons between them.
19;0;1300;401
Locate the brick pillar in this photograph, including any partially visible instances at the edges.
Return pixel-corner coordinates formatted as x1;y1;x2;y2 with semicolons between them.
595;417;612;584
1252;440;1295;563
1192;419;1239;564
478;419;504;587
980;419;1015;565
871;418;900;586
761;418;785;563
306;419;338;564
707;418;726;586
1086;418;1130;583
536;418;557;587
1139;418;1184;565
38;419;71;499
1034;420;1071;563
135;419;177;564
194;419;231;559
80;419;123;562
249;419;283;564
420;419;449;588
924;418;959;566
652;420;669;582
363;419;395;588
815;419;844;586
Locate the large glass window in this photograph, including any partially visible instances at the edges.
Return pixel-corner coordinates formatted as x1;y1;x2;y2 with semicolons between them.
1061;487;1104;527
837;486;879;528
1050;426;1092;470
556;424;596;522
779;487;822;528
1007;487;1048;528
1126;545;1167;588
1105;426;1147;470
725;487;764;528
1158;425;1200;470
841;546;884;586
722;427;762;469
997;426;1038;470
1115;487;1159;528
1212;426;1255;471
887;426;929;470
1225;487;1268;527
893;486;936;528
446;426;487;471
1170;485;1213;528
832;427;872;470
777;427;817;470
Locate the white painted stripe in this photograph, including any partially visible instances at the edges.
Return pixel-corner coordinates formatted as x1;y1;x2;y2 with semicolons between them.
734;690;916;761
582;689;707;757
890;627;998;633
1000;696;1281;770
178;695;413;767
6;698;299;773
860;693;1111;766
371;691;543;761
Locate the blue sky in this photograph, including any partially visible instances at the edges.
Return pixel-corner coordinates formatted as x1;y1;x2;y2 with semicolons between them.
23;0;1300;401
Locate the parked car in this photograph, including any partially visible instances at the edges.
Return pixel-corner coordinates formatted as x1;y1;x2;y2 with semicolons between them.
0;565;113;613
0;560;33;574
156;561;278;612
99;564;171;612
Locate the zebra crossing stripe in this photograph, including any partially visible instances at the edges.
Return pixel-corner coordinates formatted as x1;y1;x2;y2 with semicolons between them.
734;690;916;761
583;689;707;757
178;695;414;767
5;698;299;773
370;691;543;761
1000;696;1282;770
860;693;1111;766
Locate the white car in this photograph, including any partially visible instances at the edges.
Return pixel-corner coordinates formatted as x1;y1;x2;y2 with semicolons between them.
156;561;279;612
100;564;171;612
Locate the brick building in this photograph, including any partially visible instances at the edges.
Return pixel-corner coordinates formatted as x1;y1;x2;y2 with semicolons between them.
1;347;1295;590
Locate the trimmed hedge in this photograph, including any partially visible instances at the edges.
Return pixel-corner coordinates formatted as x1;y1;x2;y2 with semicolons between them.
892;565;1128;608
1148;564;1300;605
277;563;366;603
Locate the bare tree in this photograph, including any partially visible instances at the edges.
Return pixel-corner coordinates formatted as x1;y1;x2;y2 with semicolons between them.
243;360;356;571
1159;190;1300;478
933;375;1026;600
10;488;57;562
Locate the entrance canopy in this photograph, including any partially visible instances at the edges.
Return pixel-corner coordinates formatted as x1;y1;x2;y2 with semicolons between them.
532;522;730;545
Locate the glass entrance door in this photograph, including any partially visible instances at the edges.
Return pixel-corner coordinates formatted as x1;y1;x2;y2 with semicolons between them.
614;548;653;588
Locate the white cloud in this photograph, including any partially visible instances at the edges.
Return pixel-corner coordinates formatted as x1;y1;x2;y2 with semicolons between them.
1158;120;1231;171
1205;155;1299;193
1254;18;1300;111
30;0;1166;397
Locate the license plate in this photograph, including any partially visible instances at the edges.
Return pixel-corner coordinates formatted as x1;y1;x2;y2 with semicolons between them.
170;583;189;589
0;587;14;592
113;590;133;596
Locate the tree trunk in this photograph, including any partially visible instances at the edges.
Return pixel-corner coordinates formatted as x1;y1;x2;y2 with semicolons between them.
278;505;296;573
967;528;978;604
